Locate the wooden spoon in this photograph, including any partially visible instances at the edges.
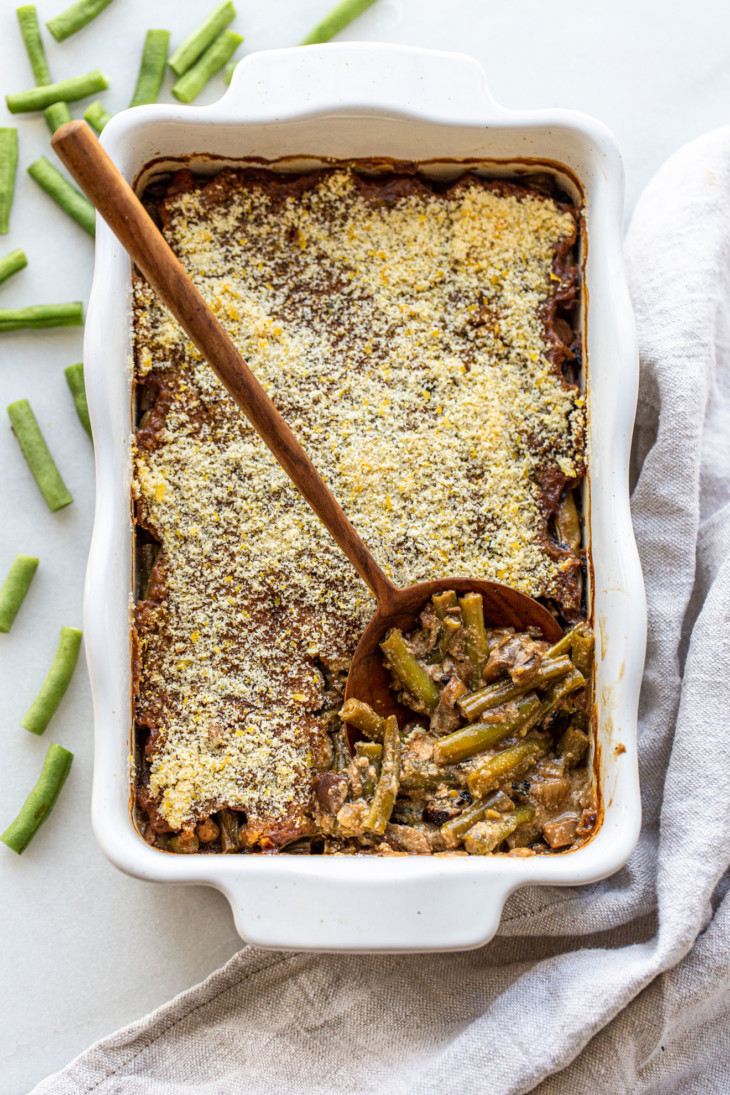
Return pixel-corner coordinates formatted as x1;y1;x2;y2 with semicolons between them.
52;121;563;745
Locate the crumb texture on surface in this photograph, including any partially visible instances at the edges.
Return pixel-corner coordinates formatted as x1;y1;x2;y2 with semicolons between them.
132;167;582;839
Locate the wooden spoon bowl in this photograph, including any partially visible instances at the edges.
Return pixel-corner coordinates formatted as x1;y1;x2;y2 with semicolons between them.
344;577;562;748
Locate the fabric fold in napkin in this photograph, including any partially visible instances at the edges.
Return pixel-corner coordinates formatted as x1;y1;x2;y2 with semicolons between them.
34;127;730;1095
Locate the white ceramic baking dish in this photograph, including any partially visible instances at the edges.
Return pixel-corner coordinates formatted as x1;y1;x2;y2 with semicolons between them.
84;42;645;952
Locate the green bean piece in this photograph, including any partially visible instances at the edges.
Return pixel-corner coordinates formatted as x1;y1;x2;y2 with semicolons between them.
556;723;590;768
21;626;83;735
44;102;73;134
0;129;19;235
434;693;541;766
358;771;376;799
381;628;440;713
7;399;73;511
0;554;39;633
339;697;385;742
355;741;382;762
171;29;243;104
545;622;583;660
399;762;461;794
459;592;489;688
219;808;240;852
355;742;382;798
300;0;378;44
84;100;112;133
0;302;83;332
137;541;157;600
168;1;236;77
363;715;401;835
330;729;351;773
0;248;28;286
170;831;199;853
64;362;92;439
28;157;95;237
224;60;238;85
534;667;586;727
427;614;460;664
130;29;170;108
46;0;115;42
17;6;51;86
467;734;551;798
1;742;73;854
463;803;535;855
440;793;505;848
432;590;457;620
571;624;594;677
457;654;573;722
555;490;581;552
6;70;109;114
427;593;461;662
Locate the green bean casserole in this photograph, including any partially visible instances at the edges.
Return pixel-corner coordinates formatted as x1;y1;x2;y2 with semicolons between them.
132;164;596;856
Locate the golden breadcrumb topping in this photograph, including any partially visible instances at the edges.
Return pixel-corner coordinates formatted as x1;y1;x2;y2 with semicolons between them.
132;167;582;838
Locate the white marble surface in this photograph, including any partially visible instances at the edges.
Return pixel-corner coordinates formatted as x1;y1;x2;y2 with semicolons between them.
0;0;727;1090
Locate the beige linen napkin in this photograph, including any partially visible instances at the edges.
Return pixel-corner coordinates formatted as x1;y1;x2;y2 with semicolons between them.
33;127;730;1095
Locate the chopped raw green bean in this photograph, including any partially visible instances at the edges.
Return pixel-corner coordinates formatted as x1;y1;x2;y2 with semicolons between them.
6;70;109;114
363;715;401;835
172;29;243;104
300;0;378;44
0;554;39;633
7;399;73;511
1;742;73;854
168;1;236;77
0;248;28;286
381;628;440;712
459;592;489;688
457;654;573;722
434;693;541;766
17;6;51;85
21;626;83;735
84;100;111;133
64;362;92;439
463;803;535;855
130;29;170;107
27;157;95;236
224;60;237;85
46;0;115;42
440;793;503;848
0;129;19;235
0;302;83;331
467;735;550;798
44;102;73;134
339;697;385;741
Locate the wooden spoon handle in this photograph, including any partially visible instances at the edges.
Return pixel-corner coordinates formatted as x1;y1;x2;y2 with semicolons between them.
52;120;396;605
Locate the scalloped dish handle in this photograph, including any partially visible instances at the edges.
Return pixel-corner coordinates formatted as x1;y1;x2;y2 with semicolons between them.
219;863;516;951
222;43;505;125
